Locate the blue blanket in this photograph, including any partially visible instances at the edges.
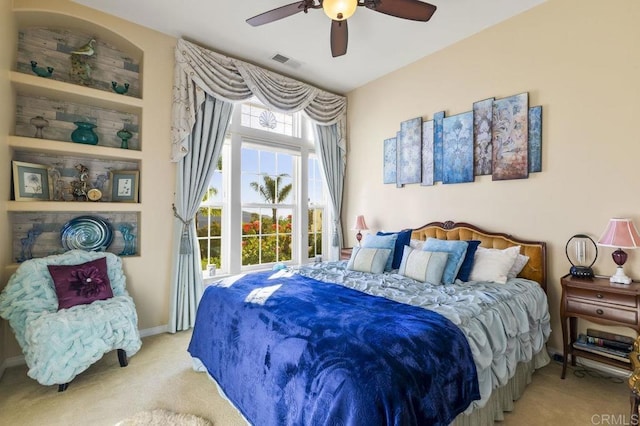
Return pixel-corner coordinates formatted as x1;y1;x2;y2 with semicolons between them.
188;270;480;425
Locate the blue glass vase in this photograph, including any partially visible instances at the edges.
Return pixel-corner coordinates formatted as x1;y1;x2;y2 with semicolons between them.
71;121;99;145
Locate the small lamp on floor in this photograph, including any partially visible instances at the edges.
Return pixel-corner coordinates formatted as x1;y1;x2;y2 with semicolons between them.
352;215;368;246
597;218;640;285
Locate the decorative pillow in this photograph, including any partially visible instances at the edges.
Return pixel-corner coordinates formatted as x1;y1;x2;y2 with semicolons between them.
398;246;449;285
468;246;520;284
347;247;392;274
48;257;114;310
507;254;530;279
362;233;398;271
456;240;482;282
409;239;425;251
377;229;412;270
422;238;469;284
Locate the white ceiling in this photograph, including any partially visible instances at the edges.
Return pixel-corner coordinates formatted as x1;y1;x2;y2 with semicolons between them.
72;0;545;94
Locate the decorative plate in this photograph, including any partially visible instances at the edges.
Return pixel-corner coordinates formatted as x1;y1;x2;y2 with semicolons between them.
60;215;114;251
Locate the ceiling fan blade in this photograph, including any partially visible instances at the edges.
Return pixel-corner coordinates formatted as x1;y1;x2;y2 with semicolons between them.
330;20;348;57
246;1;307;26
367;0;437;22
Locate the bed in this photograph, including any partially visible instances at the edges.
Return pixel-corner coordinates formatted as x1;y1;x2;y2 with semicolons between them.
188;220;551;425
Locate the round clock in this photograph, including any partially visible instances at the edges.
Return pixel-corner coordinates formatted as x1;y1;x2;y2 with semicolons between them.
87;188;102;202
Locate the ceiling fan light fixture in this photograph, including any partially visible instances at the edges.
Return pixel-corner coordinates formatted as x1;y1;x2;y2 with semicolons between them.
323;0;357;21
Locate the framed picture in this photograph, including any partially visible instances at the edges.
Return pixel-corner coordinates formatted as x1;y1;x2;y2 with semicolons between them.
110;170;139;202
12;161;50;201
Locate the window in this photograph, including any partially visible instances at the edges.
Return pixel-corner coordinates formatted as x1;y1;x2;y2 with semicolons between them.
241;146;294;266
196;153;225;270
308;156;324;260
197;97;330;274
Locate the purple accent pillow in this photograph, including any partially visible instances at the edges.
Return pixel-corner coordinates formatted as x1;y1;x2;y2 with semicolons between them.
48;257;114;310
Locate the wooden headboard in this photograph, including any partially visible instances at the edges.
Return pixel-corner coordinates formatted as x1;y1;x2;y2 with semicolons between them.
411;221;547;291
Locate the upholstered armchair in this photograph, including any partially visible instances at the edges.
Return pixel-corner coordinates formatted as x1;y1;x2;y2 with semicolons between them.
0;250;141;391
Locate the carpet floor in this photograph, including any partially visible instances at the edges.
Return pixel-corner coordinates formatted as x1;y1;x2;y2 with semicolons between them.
0;331;631;425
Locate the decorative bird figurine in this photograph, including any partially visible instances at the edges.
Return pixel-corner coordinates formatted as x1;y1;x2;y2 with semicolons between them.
71;38;96;56
30;61;54;78
111;81;130;95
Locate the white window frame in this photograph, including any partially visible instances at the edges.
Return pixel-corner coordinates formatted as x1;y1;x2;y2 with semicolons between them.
200;98;332;277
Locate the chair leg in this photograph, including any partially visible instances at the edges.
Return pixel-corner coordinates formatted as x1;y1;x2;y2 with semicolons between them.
58;383;69;392
117;349;128;367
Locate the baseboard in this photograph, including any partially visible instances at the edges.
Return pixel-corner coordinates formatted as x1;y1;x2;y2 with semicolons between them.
0;324;169;379
139;324;169;338
547;346;631;378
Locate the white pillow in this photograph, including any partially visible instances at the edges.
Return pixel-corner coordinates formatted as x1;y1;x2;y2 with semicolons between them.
469;246;520;284
347;247;391;274
409;239;425;251
507;254;530;279
398;246;448;285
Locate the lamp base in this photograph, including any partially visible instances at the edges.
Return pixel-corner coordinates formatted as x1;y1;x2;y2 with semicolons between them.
610;266;632;285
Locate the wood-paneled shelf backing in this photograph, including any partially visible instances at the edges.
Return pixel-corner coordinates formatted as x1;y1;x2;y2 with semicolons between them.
10;211;139;263
13;150;139;203
15;91;140;151
17;27;141;98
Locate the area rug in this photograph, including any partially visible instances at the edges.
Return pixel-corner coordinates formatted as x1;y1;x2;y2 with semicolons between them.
115;409;213;426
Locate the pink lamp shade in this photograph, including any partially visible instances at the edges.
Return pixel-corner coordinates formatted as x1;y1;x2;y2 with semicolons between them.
352;215;368;245
597;218;640;284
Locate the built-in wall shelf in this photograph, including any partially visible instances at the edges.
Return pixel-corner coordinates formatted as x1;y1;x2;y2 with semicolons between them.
9;136;143;161
10;72;143;114
7;201;141;212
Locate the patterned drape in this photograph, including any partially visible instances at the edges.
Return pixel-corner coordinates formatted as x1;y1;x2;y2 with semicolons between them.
170;39;348;331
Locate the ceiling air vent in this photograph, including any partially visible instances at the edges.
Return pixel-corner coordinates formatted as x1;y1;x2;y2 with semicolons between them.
271;53;290;64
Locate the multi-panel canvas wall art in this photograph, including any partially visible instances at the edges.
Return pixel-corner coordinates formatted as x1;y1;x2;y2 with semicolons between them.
443;112;474;184
421;120;434;186
528;106;542;173
383;137;397;184
492;92;529;181
433;111;445;182
473;98;493;176
383;91;542;187
397;117;423;185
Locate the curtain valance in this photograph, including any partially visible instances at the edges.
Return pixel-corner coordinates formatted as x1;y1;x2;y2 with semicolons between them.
171;39;347;162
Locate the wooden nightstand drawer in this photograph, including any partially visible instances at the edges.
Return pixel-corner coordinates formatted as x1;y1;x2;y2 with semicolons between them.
566;286;637;308
566;299;638;325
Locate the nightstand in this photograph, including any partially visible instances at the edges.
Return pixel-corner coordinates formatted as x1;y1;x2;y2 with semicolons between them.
340;247;353;260
560;274;640;378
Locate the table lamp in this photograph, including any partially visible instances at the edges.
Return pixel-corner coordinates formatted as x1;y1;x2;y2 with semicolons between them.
597;218;640;284
352;215;368;246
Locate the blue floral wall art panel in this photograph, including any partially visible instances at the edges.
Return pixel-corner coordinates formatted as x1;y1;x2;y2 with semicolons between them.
383;137;397;184
492;92;529;181
421;120;434;186
442;111;474;184
433;111;445;182
528;105;542;173
473;98;494;176
397;117;423;185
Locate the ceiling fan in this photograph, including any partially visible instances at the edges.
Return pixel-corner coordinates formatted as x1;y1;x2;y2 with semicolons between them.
246;0;437;58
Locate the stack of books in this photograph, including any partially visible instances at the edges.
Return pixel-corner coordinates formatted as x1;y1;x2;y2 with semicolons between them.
572;328;635;364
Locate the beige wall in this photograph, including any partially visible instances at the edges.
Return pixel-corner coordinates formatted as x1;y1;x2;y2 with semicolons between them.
345;0;640;352
1;0;176;362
